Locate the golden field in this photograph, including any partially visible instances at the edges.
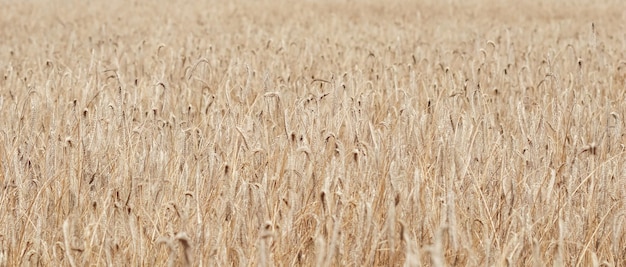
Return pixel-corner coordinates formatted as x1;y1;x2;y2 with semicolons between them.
0;0;625;266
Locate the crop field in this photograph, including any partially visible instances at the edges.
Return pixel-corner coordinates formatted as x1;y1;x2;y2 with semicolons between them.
0;0;625;266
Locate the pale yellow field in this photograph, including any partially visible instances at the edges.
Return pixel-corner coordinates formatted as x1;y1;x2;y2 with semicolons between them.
0;0;625;266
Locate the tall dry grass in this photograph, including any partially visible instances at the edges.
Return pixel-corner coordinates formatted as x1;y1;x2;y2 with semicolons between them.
0;0;625;266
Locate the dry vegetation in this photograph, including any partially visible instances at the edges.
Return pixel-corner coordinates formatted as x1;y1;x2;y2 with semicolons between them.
0;0;625;266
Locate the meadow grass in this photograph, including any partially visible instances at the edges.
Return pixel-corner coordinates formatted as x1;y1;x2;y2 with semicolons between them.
0;0;625;266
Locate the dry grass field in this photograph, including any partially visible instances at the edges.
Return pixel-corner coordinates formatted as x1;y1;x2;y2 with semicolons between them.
0;0;625;266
